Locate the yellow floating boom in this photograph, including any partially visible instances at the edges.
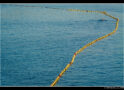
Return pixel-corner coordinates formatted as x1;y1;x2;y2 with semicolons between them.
51;9;119;87
5;4;119;87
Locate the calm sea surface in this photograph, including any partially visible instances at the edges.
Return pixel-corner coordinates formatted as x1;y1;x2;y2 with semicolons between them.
1;4;123;86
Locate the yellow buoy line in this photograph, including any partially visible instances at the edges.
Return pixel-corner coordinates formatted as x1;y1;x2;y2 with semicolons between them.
50;9;119;87
7;4;119;87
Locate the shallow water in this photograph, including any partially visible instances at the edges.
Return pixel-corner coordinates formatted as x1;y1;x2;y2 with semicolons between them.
0;4;123;86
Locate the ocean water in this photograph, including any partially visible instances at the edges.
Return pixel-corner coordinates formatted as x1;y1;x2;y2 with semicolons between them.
0;4;123;86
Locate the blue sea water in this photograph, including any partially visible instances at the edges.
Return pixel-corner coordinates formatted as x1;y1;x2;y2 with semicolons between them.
0;4;123;86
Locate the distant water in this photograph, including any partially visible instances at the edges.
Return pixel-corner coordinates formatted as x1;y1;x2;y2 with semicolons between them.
1;4;123;86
